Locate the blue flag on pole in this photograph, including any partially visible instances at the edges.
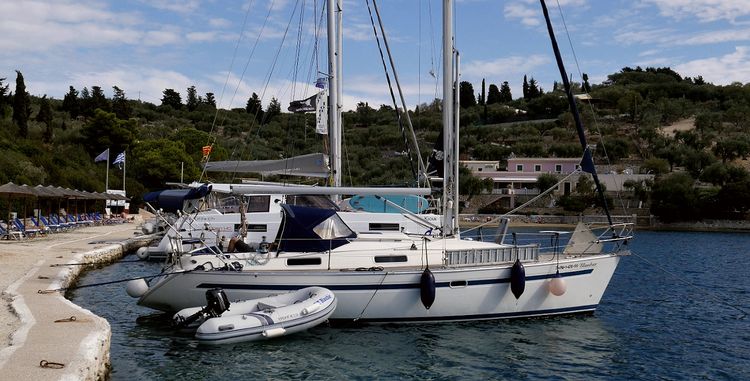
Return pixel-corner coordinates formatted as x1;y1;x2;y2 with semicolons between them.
94;148;109;162
113;152;125;168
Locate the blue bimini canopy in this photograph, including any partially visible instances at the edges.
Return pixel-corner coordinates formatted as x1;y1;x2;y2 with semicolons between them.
143;184;212;213
277;204;356;252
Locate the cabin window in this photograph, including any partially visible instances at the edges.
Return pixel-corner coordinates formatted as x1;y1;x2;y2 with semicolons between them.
449;280;468;288
516;164;524;172
314;214;354;239
477;167;483;172
374;255;408;263
555;164;563;173
369;223;400;231
245;224;267;232
246;196;271;212
534;164;542;172
287;257;322;266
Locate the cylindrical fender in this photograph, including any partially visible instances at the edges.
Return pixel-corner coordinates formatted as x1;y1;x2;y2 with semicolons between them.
510;258;526;299
420;268;436;309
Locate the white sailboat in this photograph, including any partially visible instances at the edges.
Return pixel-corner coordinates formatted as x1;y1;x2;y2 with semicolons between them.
137;0;439;261
129;0;632;323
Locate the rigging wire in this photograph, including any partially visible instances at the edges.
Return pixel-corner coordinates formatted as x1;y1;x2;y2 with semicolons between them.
461;170;582;235
199;0;256;182
365;0;418;182
225;0;302;181
200;0;275;182
426;0;439;99
554;0;629;213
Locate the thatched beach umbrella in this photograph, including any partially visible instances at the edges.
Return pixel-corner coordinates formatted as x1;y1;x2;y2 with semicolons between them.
34;185;60;219
0;182;38;223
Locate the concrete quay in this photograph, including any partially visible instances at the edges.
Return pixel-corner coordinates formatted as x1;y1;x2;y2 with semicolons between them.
0;221;155;381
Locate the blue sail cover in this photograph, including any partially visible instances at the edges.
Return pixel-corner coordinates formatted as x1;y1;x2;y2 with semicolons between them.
143;184;212;213
277;204;356;252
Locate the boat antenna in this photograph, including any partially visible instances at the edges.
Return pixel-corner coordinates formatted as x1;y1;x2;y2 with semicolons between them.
539;0;613;227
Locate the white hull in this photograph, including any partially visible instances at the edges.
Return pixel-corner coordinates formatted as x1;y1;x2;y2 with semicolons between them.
139;254;621;323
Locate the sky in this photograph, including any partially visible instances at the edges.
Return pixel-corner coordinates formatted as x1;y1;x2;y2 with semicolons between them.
2;0;750;112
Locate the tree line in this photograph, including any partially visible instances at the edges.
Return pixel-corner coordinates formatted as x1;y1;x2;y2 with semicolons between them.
2;66;750;223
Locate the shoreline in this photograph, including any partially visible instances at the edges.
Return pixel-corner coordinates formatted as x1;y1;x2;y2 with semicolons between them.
460;218;750;233
0;221;155;381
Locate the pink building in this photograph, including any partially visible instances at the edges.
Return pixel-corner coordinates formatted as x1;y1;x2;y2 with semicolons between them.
461;157;582;196
506;157;581;174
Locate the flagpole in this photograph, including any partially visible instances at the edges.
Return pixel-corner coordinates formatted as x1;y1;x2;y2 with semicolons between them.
122;152;126;193
105;149;110;191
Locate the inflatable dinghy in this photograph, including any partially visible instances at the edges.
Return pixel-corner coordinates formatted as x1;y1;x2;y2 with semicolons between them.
173;286;336;344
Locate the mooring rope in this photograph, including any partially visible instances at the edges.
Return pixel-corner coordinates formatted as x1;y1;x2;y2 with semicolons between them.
49;259;143;267
39;360;65;369
354;270;389;322
37;269;194;294
630;251;747;319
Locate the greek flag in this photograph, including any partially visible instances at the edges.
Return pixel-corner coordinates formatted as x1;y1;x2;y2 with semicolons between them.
113;152;126;168
94;148;109;162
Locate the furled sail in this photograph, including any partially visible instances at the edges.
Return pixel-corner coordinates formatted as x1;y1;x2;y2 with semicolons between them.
203;153;329;178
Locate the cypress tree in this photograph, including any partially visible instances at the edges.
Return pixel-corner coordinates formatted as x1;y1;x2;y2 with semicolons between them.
522;75;529;100
62;86;80;118
499;81;513;102
186;85;199;111
487;84;501;104
12;70;28;138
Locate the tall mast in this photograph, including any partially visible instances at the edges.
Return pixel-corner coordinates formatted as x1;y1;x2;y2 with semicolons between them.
442;0;456;236
336;0;343;188
453;50;460;236
327;0;341;191
540;0;613;226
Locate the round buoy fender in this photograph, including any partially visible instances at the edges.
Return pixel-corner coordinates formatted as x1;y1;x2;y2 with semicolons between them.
510;258;526;299
125;278;149;298
141;222;155;235
548;271;567;296
420;268;436;309
136;247;149;260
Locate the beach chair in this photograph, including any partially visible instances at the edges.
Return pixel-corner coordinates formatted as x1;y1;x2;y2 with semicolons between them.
0;223;23;240
30;216;51;235
40;216;61;232
90;212;102;225
80;214;94;226
52;214;71;230
67;214;83;227
13;218;40;238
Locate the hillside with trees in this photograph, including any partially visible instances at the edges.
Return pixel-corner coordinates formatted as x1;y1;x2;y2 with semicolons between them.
1;66;749;222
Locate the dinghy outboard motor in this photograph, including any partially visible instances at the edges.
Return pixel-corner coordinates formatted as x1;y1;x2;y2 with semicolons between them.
205;288;231;317
173;288;231;329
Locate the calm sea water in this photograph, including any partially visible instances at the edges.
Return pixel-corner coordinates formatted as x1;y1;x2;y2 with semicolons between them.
69;230;750;380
